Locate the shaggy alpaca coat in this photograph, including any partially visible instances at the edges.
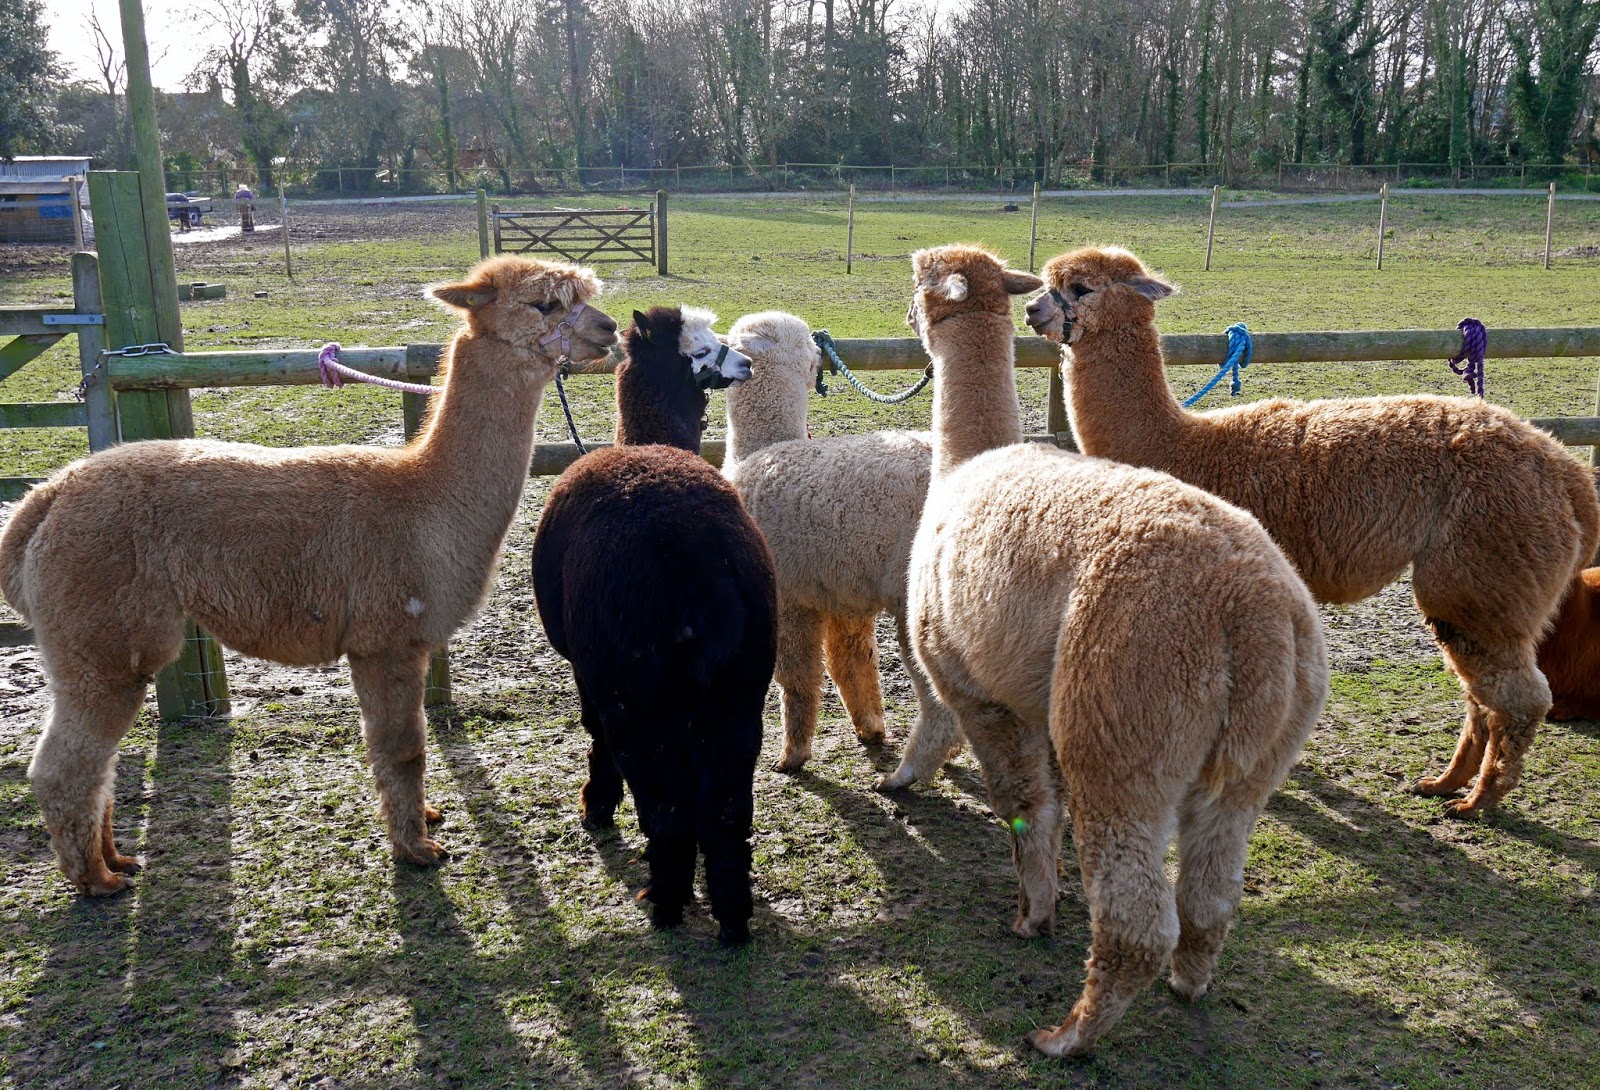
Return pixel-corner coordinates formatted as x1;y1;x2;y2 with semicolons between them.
532;306;776;945
1;255;618;895
1538;567;1600;721
906;245;1328;1057
723;311;959;784
1027;245;1600;815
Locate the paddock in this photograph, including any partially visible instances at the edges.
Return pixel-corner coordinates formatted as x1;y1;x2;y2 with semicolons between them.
2;180;1600;1088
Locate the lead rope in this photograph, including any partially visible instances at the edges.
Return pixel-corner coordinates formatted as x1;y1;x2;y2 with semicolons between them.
1181;323;1253;408
553;363;586;455
812;329;932;405
318;343;438;396
1447;318;1487;397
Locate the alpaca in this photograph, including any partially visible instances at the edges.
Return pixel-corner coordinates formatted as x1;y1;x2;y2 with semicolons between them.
905;244;1328;1056
532;306;777;945
1;255;618;896
723;311;960;784
1538;567;1600;721
1025;245;1600;816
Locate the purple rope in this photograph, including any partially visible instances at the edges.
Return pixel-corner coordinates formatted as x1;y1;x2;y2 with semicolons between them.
318;342;437;396
1447;318;1487;398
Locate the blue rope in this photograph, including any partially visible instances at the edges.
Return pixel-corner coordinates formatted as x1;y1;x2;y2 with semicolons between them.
1182;323;1253;408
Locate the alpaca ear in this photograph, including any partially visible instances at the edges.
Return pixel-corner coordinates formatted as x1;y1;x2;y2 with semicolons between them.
939;274;968;301
734;332;776;357
633;310;651;341
428;282;497;310
1003;269;1044;295
1127;275;1176;301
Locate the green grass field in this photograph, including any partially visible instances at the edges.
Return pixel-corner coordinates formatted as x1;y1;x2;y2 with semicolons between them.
2;195;1599;1089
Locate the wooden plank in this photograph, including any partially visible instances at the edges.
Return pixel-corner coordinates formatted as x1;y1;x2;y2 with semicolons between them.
110;347;410;390
0;334;65;382
1530;416;1600;445
0;308;76;336
0;621;33;648
0;402;88;429
72;253;118;451
0;477;45;501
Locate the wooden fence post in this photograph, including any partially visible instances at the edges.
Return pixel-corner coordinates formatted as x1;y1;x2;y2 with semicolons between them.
476;188;490;259
846;184;856;275
70;178;85;251
1028;182;1041;272
281;193;293;280
89;169;230;720
71;253;117;452
1544;182;1556;270
1376;182;1389;270
1205;185;1220;271
655;189;668;275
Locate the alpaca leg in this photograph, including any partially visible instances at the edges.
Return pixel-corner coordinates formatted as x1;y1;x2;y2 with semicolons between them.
1446;643;1550;816
878;610;964;790
959;699;1063;938
823;614;885;746
614;754;697;929
1169;786;1268;1001
692;721;760;946
28;676;147;896
348;650;444;865
773;604;824;772
1413;698;1489;797
1031;810;1178;1058
575;678;624;830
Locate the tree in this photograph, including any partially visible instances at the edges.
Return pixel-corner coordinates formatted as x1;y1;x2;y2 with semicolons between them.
196;0;293;191
0;0;59;160
1508;0;1600;163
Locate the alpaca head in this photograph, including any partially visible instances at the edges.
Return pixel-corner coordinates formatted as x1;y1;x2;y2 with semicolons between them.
728;311;821;395
427;255;619;366
616;306;751;451
1025;246;1175;344
906;245;1042;346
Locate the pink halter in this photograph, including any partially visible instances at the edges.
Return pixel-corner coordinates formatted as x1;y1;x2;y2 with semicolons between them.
539;301;588;359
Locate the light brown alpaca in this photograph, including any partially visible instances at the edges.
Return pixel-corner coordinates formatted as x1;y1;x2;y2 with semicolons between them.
1;255;618;896
1537;566;1600;721
724;311;960;782
905;244;1328;1056
1026;245;1600;816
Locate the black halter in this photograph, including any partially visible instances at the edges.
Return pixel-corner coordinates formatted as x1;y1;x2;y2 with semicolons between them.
694;342;735;390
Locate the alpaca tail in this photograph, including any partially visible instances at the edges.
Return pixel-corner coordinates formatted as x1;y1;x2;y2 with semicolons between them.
0;477;60;621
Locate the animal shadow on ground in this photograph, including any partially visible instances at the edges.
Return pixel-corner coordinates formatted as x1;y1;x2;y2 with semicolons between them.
12;717;239;1089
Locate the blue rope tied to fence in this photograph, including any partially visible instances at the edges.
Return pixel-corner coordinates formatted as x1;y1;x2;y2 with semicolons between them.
1447;318;1487;398
1182;323;1253;408
812;330;933;405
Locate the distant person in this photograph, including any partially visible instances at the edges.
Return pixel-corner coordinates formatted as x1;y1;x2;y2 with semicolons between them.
235;184;255;232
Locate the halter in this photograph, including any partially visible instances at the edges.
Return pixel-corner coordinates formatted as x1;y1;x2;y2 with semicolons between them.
694;342;734;390
538;300;589;361
1048;287;1078;338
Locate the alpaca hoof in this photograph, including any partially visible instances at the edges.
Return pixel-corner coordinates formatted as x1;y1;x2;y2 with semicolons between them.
772;752;809;774
581;810;616;832
717;921;752;946
1169;972;1210;1003
1011;913;1053;939
651;903;685;930
424;805;443;823
108;854;142;876
874;766;917;792
398;838;448;865
1411;774;1457;797
853;718;886;747
79;872;133;897
1029;1018;1090;1058
1443;796;1489;819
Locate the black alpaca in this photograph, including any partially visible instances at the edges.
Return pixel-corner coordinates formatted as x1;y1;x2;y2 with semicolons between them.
532;306;777;944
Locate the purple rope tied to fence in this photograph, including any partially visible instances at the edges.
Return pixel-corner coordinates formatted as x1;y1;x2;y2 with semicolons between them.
1447;318;1487;398
318;342;438;396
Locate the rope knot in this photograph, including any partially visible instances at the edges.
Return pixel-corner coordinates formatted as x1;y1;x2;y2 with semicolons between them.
1448;318;1487;398
1182;323;1253;408
317;342;344;388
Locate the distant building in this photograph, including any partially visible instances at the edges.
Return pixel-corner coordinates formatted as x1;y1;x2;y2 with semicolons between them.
0;156;92;243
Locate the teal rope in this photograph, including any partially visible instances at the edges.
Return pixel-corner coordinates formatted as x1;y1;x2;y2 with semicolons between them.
812;330;933;405
1182;323;1253;408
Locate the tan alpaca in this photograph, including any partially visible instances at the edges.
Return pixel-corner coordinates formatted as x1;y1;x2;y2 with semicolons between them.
724;311;960;783
1026;245;1600;816
1;255;618;896
906;245;1328;1056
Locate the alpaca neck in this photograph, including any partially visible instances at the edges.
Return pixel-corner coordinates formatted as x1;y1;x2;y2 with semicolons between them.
1065;321;1185;468
615;373;706;453
407;331;545;553
928;311;1022;477
725;373;809;464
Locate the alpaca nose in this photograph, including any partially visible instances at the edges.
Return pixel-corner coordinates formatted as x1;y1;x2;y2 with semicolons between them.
1025;295;1048;322
596;313;618;334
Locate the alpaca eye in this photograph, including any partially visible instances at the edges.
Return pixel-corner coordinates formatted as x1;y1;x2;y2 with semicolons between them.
1070;283;1089;297
693;348;711;358
530;301;554;314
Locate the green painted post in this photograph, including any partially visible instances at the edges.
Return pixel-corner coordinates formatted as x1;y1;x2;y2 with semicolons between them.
89;170;230;720
476;189;490;259
71;253;117;452
404;344;452;707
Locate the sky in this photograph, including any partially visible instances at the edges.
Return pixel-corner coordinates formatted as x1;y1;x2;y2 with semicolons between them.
46;0;213;92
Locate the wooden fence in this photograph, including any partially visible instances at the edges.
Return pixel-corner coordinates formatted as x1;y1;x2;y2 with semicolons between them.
490;191;668;273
